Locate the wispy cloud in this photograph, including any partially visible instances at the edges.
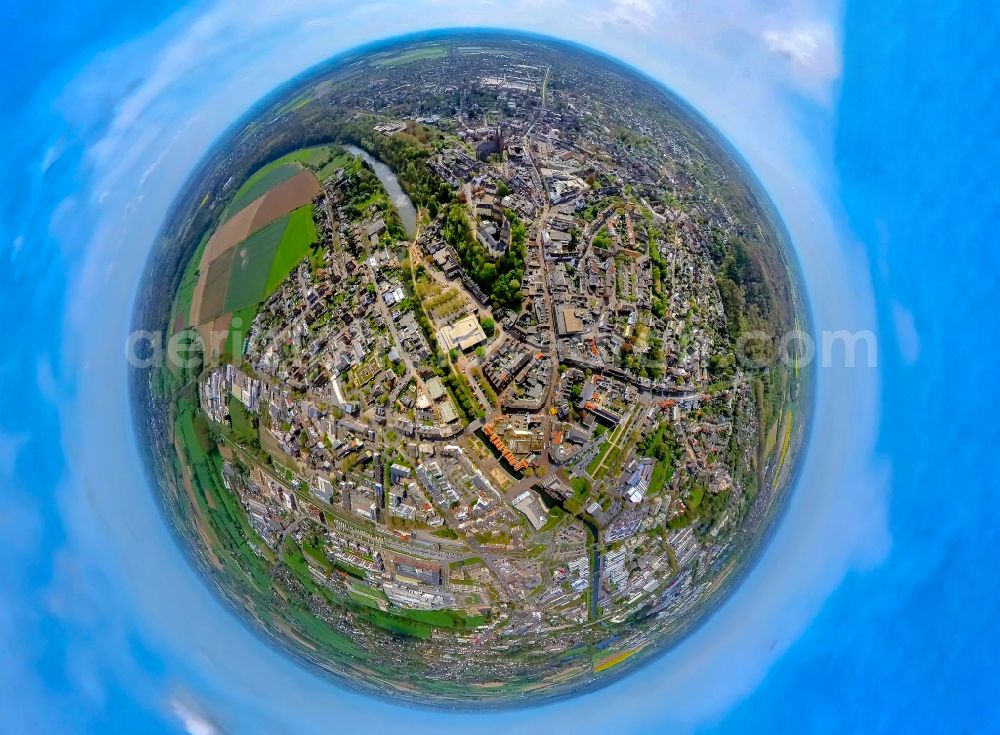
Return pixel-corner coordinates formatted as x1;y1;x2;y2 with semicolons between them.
584;0;662;32
170;695;222;735
763;20;840;79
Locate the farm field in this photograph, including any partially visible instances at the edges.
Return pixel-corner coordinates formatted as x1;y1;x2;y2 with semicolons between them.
275;91;314;116
371;46;445;67
224;305;258;361
266;205;318;291
198;247;236;323
224;144;338;216
225;163;302;218
279;145;337;167
170;230;211;334
222;216;289;313
211;202;317;317
190;169;321;326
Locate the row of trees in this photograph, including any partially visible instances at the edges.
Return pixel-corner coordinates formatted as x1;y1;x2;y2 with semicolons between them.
401;269;484;422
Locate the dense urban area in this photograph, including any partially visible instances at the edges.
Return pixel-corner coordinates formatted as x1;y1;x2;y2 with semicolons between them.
133;34;809;706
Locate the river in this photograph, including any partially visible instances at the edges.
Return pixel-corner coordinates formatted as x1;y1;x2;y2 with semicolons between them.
344;144;417;239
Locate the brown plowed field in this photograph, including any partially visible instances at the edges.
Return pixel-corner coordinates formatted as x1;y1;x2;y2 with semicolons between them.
189;169;320;325
197;312;232;363
196;246;235;324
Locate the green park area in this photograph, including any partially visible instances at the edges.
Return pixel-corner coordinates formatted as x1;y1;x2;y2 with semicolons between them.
637;421;680;494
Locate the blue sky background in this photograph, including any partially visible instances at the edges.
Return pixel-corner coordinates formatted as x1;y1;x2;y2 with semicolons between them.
0;1;997;732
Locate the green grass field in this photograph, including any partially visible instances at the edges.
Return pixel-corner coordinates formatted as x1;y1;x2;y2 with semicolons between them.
347;581;389;610
170;230;212;335
303;541;334;574
539;506;567;532
287;605;361;656
397;607;489;630
224;304;258;361
173;277;197;328
279;145;335;167
587;438;612;476
448;556;484;569
228;395;255;436
595;433;628;480
175;401;272;592
276;91;314;115
223;215;289;312
265;205;317;291
360;609;432;639
649;460;673;495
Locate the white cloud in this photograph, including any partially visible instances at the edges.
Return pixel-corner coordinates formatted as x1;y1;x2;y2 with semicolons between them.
584;0;662;31
763;21;840;79
516;0;567;7
170;697;221;735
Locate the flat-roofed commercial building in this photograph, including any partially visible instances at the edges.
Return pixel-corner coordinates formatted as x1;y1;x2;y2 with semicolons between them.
438;314;488;352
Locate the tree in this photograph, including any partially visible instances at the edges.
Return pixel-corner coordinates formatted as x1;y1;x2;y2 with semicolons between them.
480;317;495;338
442;204;526;310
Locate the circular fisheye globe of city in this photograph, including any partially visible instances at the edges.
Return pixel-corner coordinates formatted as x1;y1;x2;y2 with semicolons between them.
132;32;810;707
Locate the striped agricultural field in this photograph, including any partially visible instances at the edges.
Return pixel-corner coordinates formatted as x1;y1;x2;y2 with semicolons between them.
189;169;321;326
